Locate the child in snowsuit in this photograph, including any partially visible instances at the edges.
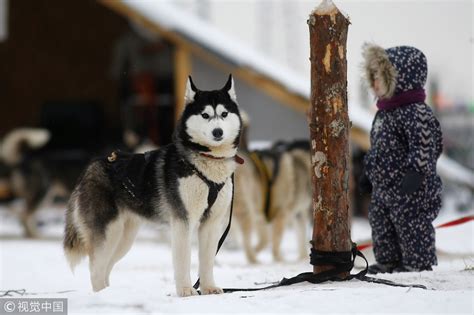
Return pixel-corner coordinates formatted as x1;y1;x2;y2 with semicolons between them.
361;44;443;273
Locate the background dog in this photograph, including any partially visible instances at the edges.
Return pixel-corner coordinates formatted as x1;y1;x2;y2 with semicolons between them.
234;127;312;263
0;128;90;238
63;75;242;297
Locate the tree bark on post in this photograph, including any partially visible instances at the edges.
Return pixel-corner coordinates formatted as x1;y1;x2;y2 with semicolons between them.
308;0;351;276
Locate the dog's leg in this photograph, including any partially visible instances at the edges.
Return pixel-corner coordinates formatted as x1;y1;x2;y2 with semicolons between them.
89;218;123;292
171;217;198;297
198;218;224;295
235;210;258;264
294;213;308;260
21;200;40;238
272;212;287;262
105;216;140;286
254;217;269;254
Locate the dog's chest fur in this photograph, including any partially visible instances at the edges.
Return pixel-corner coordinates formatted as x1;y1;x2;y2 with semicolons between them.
177;174;232;223
177;154;235;222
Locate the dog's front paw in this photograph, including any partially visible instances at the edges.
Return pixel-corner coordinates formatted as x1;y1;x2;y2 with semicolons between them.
176;287;199;297
92;282;107;292
201;286;224;295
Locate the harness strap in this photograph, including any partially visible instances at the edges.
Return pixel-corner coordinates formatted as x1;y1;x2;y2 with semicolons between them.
249;152;275;222
187;163;225;221
193;174;235;291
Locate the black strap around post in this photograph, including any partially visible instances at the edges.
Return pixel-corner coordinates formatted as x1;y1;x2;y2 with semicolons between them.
219;243;427;293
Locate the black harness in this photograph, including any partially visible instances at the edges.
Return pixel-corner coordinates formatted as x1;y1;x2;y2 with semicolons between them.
183;159;225;222
105;150;156;204
105;150;225;221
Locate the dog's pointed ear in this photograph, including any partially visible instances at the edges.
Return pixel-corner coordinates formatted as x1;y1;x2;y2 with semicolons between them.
222;74;237;102
184;76;198;104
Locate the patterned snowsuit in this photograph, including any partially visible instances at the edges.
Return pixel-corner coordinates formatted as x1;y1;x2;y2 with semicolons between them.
364;46;443;269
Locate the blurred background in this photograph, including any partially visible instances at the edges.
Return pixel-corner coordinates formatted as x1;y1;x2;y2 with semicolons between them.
0;0;472;240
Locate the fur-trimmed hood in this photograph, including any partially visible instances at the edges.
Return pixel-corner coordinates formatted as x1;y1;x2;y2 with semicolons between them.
362;44;428;99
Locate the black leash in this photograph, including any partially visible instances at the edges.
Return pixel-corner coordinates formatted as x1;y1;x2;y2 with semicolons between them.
0;289;26;297
192;175;428;294
219;243;427;293
0;289;75;297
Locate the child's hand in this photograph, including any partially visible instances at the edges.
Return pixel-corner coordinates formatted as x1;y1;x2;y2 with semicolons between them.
400;170;424;195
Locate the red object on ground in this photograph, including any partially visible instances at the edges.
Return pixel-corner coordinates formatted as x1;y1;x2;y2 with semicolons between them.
434;215;474;229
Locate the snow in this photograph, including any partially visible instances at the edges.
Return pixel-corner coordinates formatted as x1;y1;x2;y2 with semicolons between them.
436;155;474;190
313;0;336;15
315;0;336;13
311;0;349;19
0;205;473;314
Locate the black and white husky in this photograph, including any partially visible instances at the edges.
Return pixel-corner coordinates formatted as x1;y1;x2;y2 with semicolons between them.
63;75;242;297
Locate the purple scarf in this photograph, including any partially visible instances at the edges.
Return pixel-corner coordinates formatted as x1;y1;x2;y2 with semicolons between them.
376;89;426;111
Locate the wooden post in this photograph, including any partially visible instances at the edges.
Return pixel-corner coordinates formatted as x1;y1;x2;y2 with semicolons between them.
308;0;351;276
174;46;192;121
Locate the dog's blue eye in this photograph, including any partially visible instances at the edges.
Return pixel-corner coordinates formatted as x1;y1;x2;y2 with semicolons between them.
221;112;228;118
202;113;210;119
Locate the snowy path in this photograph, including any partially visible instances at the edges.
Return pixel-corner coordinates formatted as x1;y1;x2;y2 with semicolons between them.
0;208;473;314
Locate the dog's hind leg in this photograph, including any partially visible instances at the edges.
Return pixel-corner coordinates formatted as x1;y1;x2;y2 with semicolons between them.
21;199;41;238
88;218;123;292
254;218;269;254
11;167;44;238
235;210;258;264
105;215;140;286
271;212;287;262
294;212;308;260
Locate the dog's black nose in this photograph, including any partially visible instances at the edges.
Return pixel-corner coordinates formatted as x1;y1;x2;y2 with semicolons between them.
212;128;223;139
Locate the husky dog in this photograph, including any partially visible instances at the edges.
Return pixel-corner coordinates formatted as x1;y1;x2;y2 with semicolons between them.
63;75;242;297
234;139;311;263
0;128;87;237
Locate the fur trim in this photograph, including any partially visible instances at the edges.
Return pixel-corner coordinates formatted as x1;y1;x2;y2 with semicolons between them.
0;128;50;165
362;43;398;99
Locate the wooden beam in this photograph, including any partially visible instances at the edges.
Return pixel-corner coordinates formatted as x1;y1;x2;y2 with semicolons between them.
174;46;192;121
234;68;309;113
99;0;184;46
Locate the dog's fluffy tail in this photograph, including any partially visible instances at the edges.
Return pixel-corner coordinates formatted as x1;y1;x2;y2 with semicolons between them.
0;128;50;165
63;222;87;272
63;199;87;272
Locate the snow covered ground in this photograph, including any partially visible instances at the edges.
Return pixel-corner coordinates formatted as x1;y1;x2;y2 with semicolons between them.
0;204;473;314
